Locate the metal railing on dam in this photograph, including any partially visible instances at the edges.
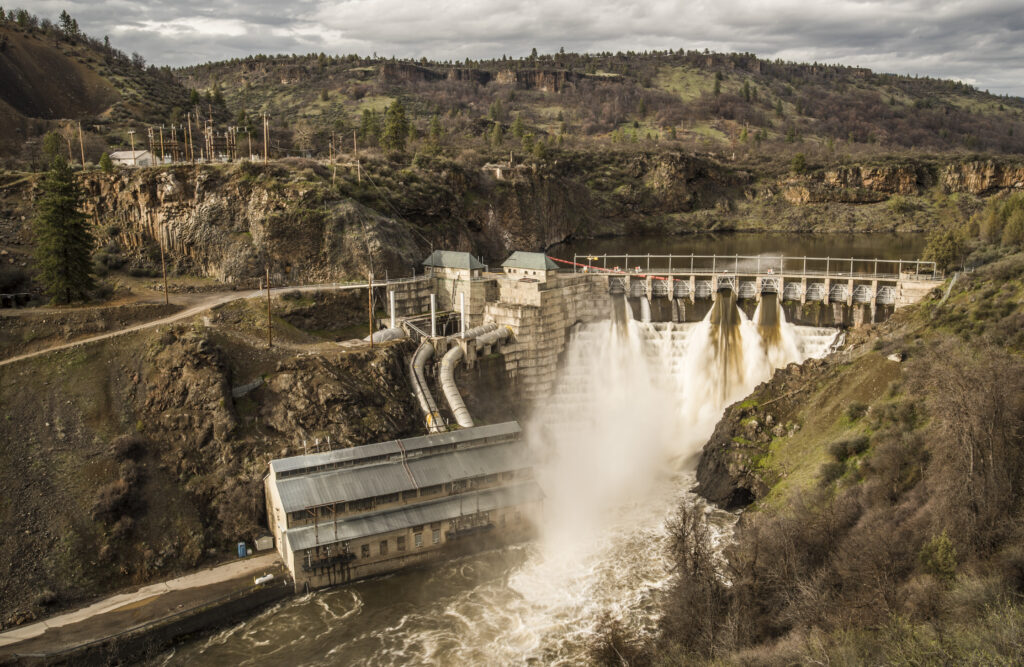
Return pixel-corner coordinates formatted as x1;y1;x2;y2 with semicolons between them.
564;254;940;281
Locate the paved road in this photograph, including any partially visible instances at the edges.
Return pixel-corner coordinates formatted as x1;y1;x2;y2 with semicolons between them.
0;279;424;368
0;552;281;647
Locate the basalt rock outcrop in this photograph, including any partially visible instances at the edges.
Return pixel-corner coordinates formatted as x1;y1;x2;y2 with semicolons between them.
781;158;1024;205
142;329;238;451
77;165;423;284
940;159;1024;194
259;340;420;443
696;358;827;508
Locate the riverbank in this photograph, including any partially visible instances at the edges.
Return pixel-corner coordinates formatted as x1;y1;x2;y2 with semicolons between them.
0;553;290;665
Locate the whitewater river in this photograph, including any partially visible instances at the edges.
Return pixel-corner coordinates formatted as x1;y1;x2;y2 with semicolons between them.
160;234;924;666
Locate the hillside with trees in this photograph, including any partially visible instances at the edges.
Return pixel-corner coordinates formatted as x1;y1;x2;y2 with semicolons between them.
0;8;202;166
177;48;1024;171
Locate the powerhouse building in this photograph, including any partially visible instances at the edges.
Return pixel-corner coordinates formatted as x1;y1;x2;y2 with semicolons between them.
264;422;542;591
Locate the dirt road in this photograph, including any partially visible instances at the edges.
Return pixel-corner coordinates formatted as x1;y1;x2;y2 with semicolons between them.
0;278;423;367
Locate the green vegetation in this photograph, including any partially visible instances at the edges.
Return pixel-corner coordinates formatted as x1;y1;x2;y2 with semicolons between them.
593;252;1024;665
32;156;94;303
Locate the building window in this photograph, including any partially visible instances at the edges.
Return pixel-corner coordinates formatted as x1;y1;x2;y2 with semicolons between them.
361;544;370;558
378;492;400;505
380;540;388;556
414;532;423;548
432;528;441;545
397;536;406;552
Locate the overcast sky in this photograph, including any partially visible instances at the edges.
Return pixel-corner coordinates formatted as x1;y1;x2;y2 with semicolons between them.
18;0;1024;97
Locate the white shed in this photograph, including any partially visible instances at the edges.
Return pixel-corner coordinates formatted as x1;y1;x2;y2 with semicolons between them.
109;150;155;167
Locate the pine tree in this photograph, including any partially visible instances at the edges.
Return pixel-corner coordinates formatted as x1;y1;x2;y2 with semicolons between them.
382;99;409;151
360;109;380;145
490;122;503;148
33;156;94;303
512;114;525;139
429;114;444;144
99;152;113;173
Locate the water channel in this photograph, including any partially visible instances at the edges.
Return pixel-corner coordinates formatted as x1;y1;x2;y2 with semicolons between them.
159;233;927;666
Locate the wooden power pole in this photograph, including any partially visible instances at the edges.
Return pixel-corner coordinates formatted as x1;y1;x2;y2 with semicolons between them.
353;130;360;183
263;113;269;164
368;273;374;348
158;219;168;305
77;122;86;167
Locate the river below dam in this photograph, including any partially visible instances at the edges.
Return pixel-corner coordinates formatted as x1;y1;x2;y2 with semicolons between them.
158;234;925;666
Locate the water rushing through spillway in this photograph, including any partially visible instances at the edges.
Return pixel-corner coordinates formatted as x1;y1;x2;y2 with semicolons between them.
159;296;838;666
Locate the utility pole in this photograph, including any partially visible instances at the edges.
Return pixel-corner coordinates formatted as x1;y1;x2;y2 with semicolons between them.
353;130;360;183
368;273;374;349
266;266;273;348
263;113;269;164
247;129;252;161
159;126;165;164
127;129;136;165
187;113;195;164
157;215;169;305
77;122;86;167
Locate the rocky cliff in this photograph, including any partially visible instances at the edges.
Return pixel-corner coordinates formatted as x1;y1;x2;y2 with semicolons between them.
781;158;1024;205
2;153;1023;291
0;317;421;628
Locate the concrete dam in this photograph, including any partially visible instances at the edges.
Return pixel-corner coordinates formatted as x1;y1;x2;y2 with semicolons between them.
383;249;942;409
216;247;943;665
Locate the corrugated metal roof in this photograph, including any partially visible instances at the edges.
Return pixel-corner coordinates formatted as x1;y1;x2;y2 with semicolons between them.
407;444;528;488
270;422;522;476
502;251;558;271
275;441;533;513
422;250;485;270
285;482;544;552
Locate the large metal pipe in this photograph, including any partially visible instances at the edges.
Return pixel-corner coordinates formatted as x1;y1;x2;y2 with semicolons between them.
439;345;472;427
474;326;510;349
365;326;406;343
439;325;510;429
410;340;443;432
389;290;396;327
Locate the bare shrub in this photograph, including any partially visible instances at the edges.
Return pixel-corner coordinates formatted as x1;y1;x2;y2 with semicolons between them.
660;504;733;658
588;615;652;666
109;434;146;460
91;480;130;518
909;340;1024;551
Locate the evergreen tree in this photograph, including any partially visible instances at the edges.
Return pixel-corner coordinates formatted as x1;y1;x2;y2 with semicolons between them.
360;108;380;145
490;122;503;148
99;152;113;173
512;114;525;139
33;156;94;303
429;114;444;144
382;99;409;151
58;10;75;36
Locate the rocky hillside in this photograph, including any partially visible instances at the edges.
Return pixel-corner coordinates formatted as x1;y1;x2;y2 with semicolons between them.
0;16;194;164
179;49;1024;163
0;292;423;628
1;153;1022;295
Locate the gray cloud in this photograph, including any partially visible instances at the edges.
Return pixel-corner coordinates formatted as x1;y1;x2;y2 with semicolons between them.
19;0;1024;95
